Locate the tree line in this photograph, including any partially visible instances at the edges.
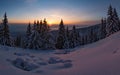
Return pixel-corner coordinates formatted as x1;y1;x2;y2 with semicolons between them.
0;5;120;50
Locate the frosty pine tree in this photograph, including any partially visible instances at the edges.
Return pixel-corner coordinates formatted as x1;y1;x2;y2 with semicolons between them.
0;12;10;46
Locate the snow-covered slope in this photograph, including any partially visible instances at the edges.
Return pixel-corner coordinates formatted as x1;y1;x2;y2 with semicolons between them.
1;31;120;75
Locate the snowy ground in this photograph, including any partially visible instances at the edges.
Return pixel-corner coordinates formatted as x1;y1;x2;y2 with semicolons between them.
0;31;120;75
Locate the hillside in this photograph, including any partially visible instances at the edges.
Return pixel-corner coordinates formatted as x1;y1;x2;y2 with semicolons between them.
0;31;120;75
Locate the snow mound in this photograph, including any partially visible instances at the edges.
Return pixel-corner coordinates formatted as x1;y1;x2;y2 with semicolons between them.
48;57;72;64
12;58;39;71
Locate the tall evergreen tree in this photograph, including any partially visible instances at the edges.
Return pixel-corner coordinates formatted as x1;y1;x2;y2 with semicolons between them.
89;28;95;43
113;8;120;30
55;19;65;49
41;19;54;49
38;20;43;33
20;38;26;48
0;12;10;46
69;26;79;48
106;5;119;36
33;20;37;30
63;26;70;49
26;22;32;37
66;27;69;38
14;35;21;47
81;35;85;45
100;18;107;39
26;30;42;49
36;20;40;31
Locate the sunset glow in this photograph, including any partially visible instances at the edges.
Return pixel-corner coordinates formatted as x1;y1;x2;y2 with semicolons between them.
0;0;120;25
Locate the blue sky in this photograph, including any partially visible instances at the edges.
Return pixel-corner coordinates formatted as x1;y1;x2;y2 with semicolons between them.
0;0;120;25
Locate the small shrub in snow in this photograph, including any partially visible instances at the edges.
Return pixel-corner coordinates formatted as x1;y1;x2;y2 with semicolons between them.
12;58;38;71
48;57;63;64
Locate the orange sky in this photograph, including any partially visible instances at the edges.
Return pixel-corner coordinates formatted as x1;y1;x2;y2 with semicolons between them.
7;18;100;25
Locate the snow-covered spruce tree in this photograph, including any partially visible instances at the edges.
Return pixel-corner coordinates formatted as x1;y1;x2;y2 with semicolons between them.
84;35;88;45
20;38;26;48
0;12;10;46
26;22;32;38
100;18;107;39
69;26;79;48
81;35;85;45
63;26;70;49
25;22;32;48
36;20;40;31
26;20;41;49
14;35;21;47
78;34;82;45
106;5;119;36
89;28;95;43
40;19;54;50
113;8;120;30
0;24;3;43
26;30;42;49
33;20;37;30
38;20;43;33
55;19;66;49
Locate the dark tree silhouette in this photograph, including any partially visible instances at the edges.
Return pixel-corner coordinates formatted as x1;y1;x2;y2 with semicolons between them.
69;26;79;48
33;20;37;30
0;12;10;46
55;19;65;49
14;35;21;47
113;8;120;30
26;22;32;37
106;5;119;36
64;26;70;49
100;18;107;39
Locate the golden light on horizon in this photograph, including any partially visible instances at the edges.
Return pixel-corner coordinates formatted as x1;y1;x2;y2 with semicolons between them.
47;20;54;25
6;9;96;25
7;12;99;25
8;18;99;25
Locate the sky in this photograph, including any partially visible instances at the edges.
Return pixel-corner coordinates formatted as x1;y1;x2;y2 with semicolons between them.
0;0;120;25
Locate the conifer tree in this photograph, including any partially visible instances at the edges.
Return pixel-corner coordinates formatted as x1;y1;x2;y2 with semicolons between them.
89;28;94;43
33;20;37;30
81;36;85;45
64;26;70;49
69;26;79;48
41;19;54;49
84;35;88;45
100;18;107;39
36;20;40;31
55;19;65;49
26;30;42;49
26;22;32;37
38;20;43;33
66;26;69;38
20;38;26;48
106;5;119;36
14;35;21;47
113;8;120;30
0;12;10;46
